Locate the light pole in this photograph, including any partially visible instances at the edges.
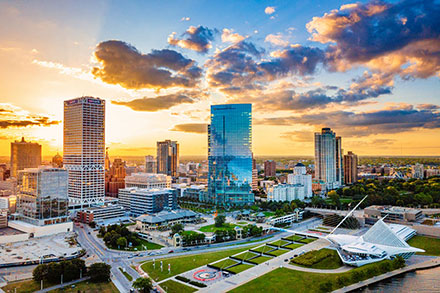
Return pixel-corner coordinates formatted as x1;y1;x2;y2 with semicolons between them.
61;274;63;285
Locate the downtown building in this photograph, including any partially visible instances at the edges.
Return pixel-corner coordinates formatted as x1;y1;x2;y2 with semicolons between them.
314;128;343;190
125;172;171;189
207;104;253;206
145;155;156;173
10;137;41;178
64;97;105;208
157;140;179;177
344;151;358;185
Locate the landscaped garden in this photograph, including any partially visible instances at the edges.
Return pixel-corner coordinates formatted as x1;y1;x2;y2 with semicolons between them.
227;263;254;274
291;248;342;269
230;257;406;293
285;243;303;250
141;245;259;281
249;256;272;264
233;251;258;260
160;280;196;293
284;234;304;242
270;240;289;247
251;245;274;254
199;223;238;232
298;237;317;244
211;258;239;269
267;249;289;256
407;235;440;256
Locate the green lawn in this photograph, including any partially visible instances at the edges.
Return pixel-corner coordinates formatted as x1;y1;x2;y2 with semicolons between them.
299;238;317;244
291;248;342;269
160;280;196;293
284;235;303;242
233;251;258;260
199;223;238;232
236;221;248;225
251;245;274;254
407;235;440;256
211;258;239;269
270;240;289;247
227;263;254;274
111;237;163;251
284;243;303;250
141;245;259;281
263;211;275;217
118;267;133;281
267;249;289;256
249;256;272;264
1;280;118;293
229;260;396;293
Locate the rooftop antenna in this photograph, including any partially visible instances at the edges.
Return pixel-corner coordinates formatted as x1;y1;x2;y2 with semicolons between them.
326;195;368;237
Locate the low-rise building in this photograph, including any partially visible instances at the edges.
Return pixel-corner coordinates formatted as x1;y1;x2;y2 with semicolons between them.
136;209;198;231
125;173;171;189
76;202;126;224
269;209;304;226
182;185;206;201
118;187;177;217
0;209;7;228
267;184;307;202
365;205;423;223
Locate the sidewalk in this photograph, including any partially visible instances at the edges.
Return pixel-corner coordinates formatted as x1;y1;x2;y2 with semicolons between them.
35;277;90;293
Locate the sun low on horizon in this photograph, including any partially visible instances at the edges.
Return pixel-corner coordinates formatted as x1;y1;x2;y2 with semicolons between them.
0;0;439;157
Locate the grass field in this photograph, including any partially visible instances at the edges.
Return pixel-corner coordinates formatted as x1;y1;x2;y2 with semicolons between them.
119;267;133;281
407;235;440;256
211;258;239;269
263;211;275;217
233;251;258;260
299;238;317;244
199;223;238;232
51;281;118;293
160;280;196;293
251;245;274;254
2;280;117;293
112;237;163;251
236;221;248;225
267;249;289;256
141;245;259;281
227;264;254;274
249;256;272;264
284;243;303;250
229;260;395;293
270;240;289;247
291;248;342;269
284;235;303;242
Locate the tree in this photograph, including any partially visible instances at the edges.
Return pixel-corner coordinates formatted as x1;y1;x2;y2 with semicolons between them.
117;236;127;248
133;277;153;293
214;215;226;227
33;264;48;282
88;263;111;282
328;190;341;207
171;223;184;235
89;221;96;228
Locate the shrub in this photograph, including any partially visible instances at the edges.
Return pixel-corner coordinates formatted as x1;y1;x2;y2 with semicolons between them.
319;281;333;292
175;275;190;283
189;281;207;288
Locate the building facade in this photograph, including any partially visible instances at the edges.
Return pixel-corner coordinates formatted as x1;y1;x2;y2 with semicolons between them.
10;137;41;178
267;184;307;202
344;151;358;184
125;172;171;189
16;167;69;226
118;187;177;217
314;128;343;190
287;163;312;197
264;160;276;177
105;158;126;197
157;140;179;177
411;163;424;179
145;155;156;173
64;97;105;207
208;104;253;206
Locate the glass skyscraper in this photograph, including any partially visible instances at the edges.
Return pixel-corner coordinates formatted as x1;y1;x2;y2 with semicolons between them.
314;128;343;190
208;104;253;206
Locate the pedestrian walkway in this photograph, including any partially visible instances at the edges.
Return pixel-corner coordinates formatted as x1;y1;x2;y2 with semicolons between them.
35;277;90;293
285;263;352;274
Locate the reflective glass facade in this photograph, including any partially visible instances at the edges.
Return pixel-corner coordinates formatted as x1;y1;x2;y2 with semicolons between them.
208;104;253;205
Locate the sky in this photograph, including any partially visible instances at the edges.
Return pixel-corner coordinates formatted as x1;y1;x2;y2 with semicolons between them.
0;0;439;157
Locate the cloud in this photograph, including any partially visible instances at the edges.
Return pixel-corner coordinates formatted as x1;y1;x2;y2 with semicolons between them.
265;6;276;15
221;28;245;43
181;17;190;21
92;40;202;90
0;103;59;129
171;123;208;133
281;130;314;142
307;0;440;78
168;26;216;53
265;33;289;47
112;91;203;112
258;105;440;136
417;104;440;110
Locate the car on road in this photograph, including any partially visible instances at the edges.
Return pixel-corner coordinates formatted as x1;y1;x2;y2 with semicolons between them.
284;259;288;262
168;250;174;253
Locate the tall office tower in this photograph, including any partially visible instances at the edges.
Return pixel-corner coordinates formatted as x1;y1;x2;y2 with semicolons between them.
17;166;69;226
105;158;126;197
105;148;110;171
64;97;105;207
252;155;258;191
145;155;156;173
336;136;343;185
314;128;342;190
10;137;41;178
208;104;253;206
156;140;179;177
344;151;358;185
264;160;276;177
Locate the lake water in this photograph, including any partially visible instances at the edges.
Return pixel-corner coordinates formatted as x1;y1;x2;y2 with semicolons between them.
360;266;440;292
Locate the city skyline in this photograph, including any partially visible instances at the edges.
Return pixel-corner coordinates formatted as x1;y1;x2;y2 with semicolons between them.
0;0;439;157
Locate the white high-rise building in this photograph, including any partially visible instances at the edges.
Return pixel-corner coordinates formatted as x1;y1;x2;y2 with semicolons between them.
64;97;105;208
125;173;171;189
287;163;312;197
314;128;342;190
411;163;424;179
267;184;306;202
